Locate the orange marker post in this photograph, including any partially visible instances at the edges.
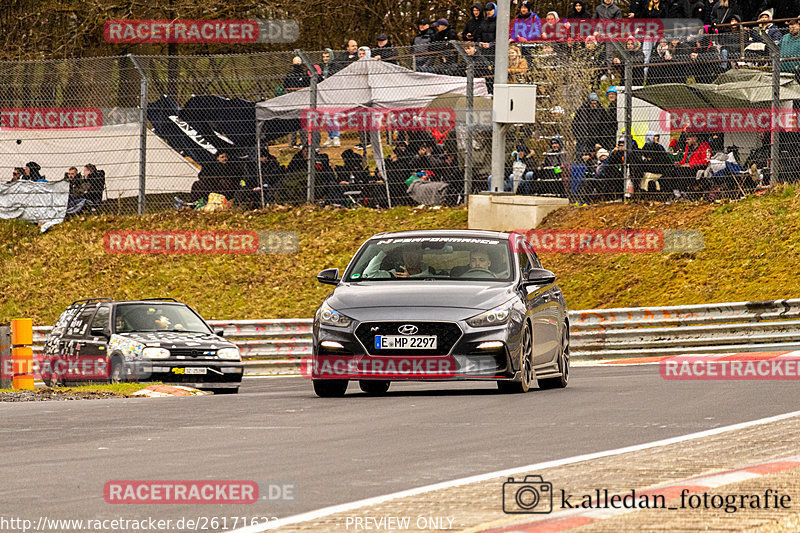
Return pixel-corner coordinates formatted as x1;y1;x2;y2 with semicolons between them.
10;319;34;390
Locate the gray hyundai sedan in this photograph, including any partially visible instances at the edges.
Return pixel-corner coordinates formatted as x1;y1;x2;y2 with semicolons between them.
311;229;569;397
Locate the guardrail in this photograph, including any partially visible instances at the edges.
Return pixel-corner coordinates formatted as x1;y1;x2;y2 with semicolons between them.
570;299;800;358
28;299;800;374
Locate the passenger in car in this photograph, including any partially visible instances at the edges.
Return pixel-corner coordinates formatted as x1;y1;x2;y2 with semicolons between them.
362;247;433;278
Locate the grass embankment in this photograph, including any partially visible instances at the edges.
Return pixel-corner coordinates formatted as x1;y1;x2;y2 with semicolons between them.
1;187;799;324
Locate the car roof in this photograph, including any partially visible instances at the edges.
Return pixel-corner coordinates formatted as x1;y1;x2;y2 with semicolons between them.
369;229;512;240
65;298;186;309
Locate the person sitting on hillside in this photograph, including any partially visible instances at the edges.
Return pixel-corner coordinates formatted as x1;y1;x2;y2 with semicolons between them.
82;164;106;205
669;132;711;196
23;161;45;181
191;151;243;204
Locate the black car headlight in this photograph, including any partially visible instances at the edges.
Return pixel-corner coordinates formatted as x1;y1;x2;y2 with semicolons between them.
317;302;353;328
466;302;513;328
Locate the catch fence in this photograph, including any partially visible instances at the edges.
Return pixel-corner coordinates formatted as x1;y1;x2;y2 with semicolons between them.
2;19;800;216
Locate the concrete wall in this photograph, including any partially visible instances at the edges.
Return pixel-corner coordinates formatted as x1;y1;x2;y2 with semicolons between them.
468;194;569;231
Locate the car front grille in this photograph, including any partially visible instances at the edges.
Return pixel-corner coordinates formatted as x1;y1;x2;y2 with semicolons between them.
168;348;217;358
355;321;462;356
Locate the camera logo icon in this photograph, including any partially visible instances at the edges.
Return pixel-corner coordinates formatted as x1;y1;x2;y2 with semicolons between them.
502;475;553;514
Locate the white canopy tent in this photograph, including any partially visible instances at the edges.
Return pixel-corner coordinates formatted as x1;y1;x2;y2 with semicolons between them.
0;123;200;199
256;58;489;205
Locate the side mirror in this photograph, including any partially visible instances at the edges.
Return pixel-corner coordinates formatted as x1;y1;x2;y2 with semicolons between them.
214;329;225;338
316;268;340;286
91;327;109;338
525;268;556;285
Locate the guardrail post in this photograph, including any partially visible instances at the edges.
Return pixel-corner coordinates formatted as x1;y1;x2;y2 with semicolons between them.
129;54;148;215
11;319;34;390
452;41;474;205
296;49;317;203
610;41;632;200
760;35;781;184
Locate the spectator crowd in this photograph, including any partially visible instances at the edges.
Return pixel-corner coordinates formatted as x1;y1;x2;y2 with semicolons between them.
181;0;800;207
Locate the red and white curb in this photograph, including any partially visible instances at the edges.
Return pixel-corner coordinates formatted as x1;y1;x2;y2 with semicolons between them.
574;351;800;367
479;454;800;532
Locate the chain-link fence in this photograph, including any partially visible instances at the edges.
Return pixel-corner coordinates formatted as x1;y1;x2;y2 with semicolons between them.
2;17;800;216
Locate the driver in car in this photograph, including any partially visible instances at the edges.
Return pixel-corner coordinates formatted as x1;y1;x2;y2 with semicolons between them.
469;250;492;271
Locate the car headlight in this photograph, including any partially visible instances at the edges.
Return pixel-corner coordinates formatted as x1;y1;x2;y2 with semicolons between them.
317;302;353;328
466;302;513;328
142;347;170;359
217;347;241;360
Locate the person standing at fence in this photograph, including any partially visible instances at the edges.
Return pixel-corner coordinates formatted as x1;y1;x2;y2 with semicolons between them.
751;10;782;45
333;40;359;73
780;18;800;76
572;93;607;154
462;4;484;42
567;1;592;19
478;3;497;60
412;20;436;69
374;34;398;64
757;0;800;26
284;56;311;149
320;49;341;148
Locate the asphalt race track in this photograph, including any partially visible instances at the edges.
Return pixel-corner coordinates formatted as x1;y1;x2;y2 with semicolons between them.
2;366;800;531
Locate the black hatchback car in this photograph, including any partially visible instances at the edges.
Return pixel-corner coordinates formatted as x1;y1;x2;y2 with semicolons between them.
311;229;569;397
42;298;243;393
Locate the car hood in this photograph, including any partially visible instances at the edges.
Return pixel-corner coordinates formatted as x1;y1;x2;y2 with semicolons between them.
113;331;235;349
327;281;516;313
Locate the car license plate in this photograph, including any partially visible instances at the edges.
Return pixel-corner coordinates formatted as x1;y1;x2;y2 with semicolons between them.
375;335;437;349
185;367;207;375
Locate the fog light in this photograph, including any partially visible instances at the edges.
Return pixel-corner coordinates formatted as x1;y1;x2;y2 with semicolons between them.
476;341;504;350
321;341;345;349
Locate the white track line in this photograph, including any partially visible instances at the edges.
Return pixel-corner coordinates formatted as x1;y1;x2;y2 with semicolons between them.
227;409;800;532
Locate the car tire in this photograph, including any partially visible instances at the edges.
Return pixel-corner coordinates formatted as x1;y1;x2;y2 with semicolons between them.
109;357;127;384
43;359;62;388
498;321;534;393
359;380;390;395
540;324;569;390
313;379;349;397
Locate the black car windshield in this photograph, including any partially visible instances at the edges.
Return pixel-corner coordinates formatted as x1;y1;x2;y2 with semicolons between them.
346;237;514;281
114;303;212;334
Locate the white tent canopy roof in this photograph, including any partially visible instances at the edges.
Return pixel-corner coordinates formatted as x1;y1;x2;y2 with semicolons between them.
0;124;200;199
256;58;490;122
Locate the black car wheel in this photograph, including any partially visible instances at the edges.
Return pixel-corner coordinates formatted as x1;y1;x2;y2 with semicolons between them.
43;363;62;388
313;379;349;397
359;380;390;395
540;324;569;389
498;321;534;393
109;357;127;384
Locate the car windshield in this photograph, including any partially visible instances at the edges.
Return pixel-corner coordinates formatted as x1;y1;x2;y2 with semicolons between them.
345;236;513;281
114;303;212;334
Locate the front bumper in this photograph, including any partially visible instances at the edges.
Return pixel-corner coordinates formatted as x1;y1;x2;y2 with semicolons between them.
129;360;244;387
313;320;519;380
